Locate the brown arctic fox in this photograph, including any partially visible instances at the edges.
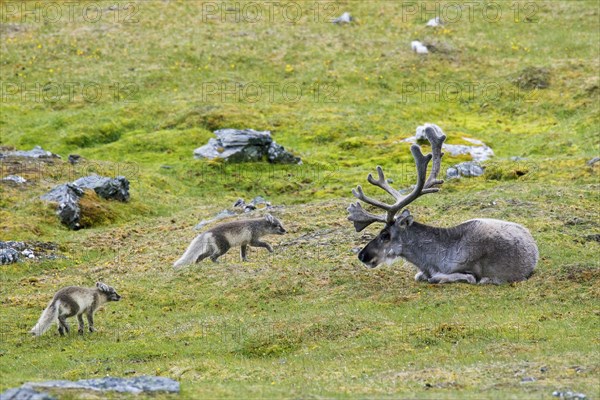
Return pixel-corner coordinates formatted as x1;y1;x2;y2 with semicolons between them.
30;282;121;336
173;213;286;268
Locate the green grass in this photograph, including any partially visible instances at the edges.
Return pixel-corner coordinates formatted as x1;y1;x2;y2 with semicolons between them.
1;1;599;399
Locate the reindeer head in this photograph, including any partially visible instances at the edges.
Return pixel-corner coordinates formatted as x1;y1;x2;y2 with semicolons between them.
348;124;446;268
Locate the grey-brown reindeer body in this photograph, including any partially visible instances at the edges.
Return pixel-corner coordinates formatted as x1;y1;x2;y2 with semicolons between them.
359;215;538;284
349;124;538;284
30;282;121;336
173;214;286;268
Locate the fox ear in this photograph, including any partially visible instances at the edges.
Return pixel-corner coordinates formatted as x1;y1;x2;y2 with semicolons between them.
265;213;275;225
96;282;109;292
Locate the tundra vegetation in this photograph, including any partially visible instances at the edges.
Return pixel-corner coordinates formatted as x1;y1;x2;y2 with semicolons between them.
0;1;598;399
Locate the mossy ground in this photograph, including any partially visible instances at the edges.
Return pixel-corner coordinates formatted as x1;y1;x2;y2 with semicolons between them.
0;1;599;399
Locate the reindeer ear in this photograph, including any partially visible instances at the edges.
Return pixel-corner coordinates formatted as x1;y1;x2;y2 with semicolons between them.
265;213;275;225
96;282;109;292
397;209;414;227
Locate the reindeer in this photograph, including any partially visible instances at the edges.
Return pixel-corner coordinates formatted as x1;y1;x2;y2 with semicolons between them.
347;124;538;284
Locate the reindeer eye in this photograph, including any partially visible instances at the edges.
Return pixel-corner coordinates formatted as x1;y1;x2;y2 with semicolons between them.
381;231;391;241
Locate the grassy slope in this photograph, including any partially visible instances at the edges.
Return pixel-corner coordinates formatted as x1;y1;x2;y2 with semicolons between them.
0;1;598;399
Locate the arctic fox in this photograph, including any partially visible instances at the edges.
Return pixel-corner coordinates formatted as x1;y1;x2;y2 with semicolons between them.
30;282;121;336
174;214;286;268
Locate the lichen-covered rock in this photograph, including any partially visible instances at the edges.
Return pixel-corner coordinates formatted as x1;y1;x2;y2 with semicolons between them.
234;196;272;213
0;387;55;400
0;146;60;159
2;175;27;184
0;248;19;265
40;184;85;230
0;242;60;264
24;376;180;395
552;390;587;399
194;209;236;230
67;154;81;165
443;140;494;162
268;142;302;164
194;129;300;164
411;125;494;162
73;175;130;202
446;162;485;179
40;174;130;229
332;12;353;24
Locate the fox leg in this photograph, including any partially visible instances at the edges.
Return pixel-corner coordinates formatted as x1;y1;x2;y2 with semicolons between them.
77;314;85;335
210;244;230;263
58;316;70;335
240;245;248;261
86;311;95;332
250;239;273;252
195;252;210;263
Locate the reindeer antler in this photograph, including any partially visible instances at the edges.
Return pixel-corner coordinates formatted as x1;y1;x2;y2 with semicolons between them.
347;124;446;232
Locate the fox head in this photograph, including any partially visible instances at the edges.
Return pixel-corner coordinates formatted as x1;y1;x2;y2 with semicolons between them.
96;282;122;301
265;214;286;235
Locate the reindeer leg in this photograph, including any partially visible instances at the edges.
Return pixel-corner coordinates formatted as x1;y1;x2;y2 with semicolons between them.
428;273;476;284
478;277;501;285
414;271;429;282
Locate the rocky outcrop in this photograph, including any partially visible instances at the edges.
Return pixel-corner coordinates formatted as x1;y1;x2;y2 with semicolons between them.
2;175;27;184
194;129;301;164
73;175;130;202
0;146;60;159
446;162;485;179
410;124;494;162
40;184;85;230
7;376;180;396
0;387;55;400
40;174;130;230
0;241;60;265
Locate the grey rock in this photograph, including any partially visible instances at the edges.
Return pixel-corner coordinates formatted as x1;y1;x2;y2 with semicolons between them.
520;377;536;383
0;241;59;263
2;175;27;184
411;40;429;54
73;174;130;202
586;157;600;166
409;124;494;162
67;154;81;165
249;196;269;206
511;156;527;161
41;174;130;229
194;209;236;230
446;162;485;179
426;17;442;27
234;196;272;213
332;12;353;24
552;390;587;399
24;376;179;395
216;128;272;147
194;129;300;164
0;248;19;265
268;142;302;164
40;184;84;230
0;387;55;400
443;140;494;162
0;146;60;159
